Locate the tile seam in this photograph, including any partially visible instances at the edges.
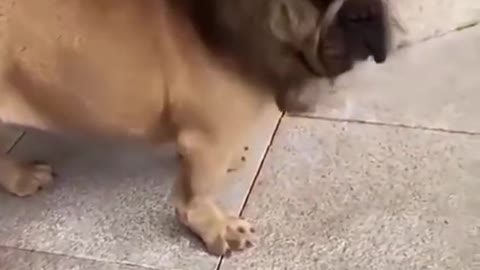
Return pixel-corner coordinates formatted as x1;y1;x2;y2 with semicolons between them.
287;114;480;136
0;245;161;270
215;112;285;270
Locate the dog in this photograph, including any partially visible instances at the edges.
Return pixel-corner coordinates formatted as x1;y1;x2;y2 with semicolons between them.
0;0;390;257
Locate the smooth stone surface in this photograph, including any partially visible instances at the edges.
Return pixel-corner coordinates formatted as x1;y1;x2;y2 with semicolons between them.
0;105;280;269
0;125;23;153
303;26;480;134
221;117;480;270
0;247;149;270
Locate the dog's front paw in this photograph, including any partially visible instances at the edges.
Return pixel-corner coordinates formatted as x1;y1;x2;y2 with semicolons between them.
175;206;256;257
8;162;54;197
206;216;256;257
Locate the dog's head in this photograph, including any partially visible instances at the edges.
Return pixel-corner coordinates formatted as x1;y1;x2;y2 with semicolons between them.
184;0;391;112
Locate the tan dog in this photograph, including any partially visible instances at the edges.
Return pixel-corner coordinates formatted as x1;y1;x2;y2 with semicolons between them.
0;0;390;256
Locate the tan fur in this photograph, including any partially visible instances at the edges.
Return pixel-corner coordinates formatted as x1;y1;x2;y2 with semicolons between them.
0;0;269;256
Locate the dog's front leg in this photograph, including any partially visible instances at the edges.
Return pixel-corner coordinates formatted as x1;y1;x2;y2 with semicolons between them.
173;131;256;257
0;154;54;197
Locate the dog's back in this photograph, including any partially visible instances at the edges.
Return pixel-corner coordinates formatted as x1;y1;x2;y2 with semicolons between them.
0;0;170;134
0;0;268;140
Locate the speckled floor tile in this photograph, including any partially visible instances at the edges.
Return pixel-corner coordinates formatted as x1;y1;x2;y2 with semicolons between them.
220;117;480;270
0;105;280;269
299;25;480;134
0;247;149;270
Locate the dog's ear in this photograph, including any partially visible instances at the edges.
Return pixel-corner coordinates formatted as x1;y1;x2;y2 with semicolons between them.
269;0;319;48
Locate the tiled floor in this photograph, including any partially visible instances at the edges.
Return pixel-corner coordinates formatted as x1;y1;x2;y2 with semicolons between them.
0;127;23;154
1;25;480;270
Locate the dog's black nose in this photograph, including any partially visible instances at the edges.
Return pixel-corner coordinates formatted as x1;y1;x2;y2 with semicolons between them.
338;0;389;64
366;20;388;63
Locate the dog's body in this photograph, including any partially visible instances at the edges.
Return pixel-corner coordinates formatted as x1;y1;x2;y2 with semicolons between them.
0;0;269;138
0;0;390;256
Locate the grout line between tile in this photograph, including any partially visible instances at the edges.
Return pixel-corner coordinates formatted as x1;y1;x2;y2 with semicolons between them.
287;114;480;136
237;113;284;215
5;130;26;154
0;245;161;270
215;112;285;270
394;21;479;50
454;21;479;32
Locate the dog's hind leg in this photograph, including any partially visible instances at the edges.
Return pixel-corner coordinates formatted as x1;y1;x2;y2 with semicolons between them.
0;154;54;197
173;131;256;257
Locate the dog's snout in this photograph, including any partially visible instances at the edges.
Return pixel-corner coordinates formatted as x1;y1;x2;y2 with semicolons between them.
338;0;390;64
